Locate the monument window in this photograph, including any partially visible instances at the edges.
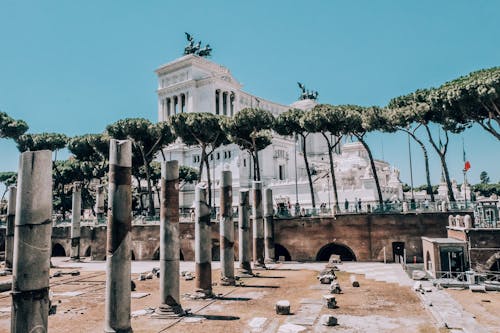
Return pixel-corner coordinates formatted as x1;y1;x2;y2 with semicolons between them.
217;152;220;160
279;165;285;180
243;159;247;167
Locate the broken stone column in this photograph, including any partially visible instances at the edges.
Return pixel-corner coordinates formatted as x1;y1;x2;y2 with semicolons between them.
104;139;132;333
252;181;265;269
263;188;275;263
5;186;16;270
323;295;337;309
238;189;253;277
11;150;52;333
71;181;82;260
220;170;235;285
156;160;184;317
195;183;213;297
95;185;105;220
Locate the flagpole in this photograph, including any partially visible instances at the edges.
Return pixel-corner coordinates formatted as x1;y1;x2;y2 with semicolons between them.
462;137;468;209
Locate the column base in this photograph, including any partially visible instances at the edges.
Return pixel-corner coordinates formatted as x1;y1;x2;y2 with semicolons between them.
220;276;236;286
191;289;215;299
152;304;185;318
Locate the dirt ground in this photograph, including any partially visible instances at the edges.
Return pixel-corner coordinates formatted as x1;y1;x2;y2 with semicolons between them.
0;262;450;332
445;288;500;332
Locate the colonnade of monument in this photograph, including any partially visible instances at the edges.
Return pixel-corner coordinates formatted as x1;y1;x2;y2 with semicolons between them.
6;139;275;332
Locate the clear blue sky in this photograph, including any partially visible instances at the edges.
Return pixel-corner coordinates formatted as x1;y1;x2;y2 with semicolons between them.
1;0;499;189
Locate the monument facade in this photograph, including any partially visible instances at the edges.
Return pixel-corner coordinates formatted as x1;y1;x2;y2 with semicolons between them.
155;54;403;210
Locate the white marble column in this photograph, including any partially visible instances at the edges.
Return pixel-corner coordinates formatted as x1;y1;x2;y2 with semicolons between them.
218;90;223;115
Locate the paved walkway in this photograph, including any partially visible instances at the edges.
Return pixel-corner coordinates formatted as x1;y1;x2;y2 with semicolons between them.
339;262;488;333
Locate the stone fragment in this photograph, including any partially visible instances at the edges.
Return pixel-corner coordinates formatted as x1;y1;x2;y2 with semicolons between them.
412;270;426;280
276;300;291;315
330;281;342;294
350;274;360;287
323;295;337;309
138;274;146;281
146;272;154;279
184;272;194;281
319;314;338;326
470;285;486;293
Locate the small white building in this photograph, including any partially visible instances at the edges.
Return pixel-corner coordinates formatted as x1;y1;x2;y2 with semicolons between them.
155;54;403;210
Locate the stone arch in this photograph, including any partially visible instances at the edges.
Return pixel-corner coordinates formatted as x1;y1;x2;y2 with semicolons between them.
485;252;500;272
131;250;136;261
52;243;67;257
84;246;92;257
316;242;356;262
211;239;220;261
274;243;292;261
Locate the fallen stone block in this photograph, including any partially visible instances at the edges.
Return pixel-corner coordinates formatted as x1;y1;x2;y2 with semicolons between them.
276;300;291;315
146;272;154;279
350;275;360;287
138;274;146;281
319;275;333;284
413;281;422;291
184;272;194;281
152;267;160;274
330;281;341;294
470;285;486;293
277;323;307;333
412;270;426;280
323;295;337;309
319;314;337;326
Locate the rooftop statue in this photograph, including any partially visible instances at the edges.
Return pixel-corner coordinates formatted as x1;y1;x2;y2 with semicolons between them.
297;82;318;100
183;32;212;58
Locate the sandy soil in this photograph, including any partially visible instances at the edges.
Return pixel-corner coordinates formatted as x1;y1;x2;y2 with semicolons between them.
0;262;440;333
445;288;500;332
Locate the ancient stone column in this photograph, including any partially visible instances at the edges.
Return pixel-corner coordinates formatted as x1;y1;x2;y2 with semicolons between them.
5;186;16;270
264;188;275;263
95;184;105;220
220;170;235;285
104;139;132;333
195;183;213;297
155;160;184;317
71;181;82;260
252;181;265;268
238;189;253;276
11;150;52;333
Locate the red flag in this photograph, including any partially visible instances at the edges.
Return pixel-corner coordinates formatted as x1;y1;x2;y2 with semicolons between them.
464;161;471;171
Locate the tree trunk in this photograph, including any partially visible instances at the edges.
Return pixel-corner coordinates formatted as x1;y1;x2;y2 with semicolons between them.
424;125;455;202
134;174;144;214
198;147;206;182
406;131;435;202
358;138;383;206
321;133;340;211
140;150;156;216
301;134;316;209
204;156;212;207
440;154;456;202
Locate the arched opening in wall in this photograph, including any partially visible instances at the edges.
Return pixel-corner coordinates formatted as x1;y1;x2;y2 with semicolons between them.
490;259;500;272
84;246;92;257
316;243;356;262
153;248;160;260
212;239;220;261
52;243;66;257
131;250;136;261
274;244;291;261
426;251;432;272
392;242;405;263
180;249;184;261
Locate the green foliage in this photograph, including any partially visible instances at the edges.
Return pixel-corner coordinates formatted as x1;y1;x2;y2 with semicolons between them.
0;111;28;140
106;118;176;215
68;134;110;181
302;104;345;136
274;108;307;136
222;108;274;181
179;165;199;184
223;108;274;152
472;182;500;197
0;171;17;200
170;112;227;149
16;132;68;152
480;171;490;184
